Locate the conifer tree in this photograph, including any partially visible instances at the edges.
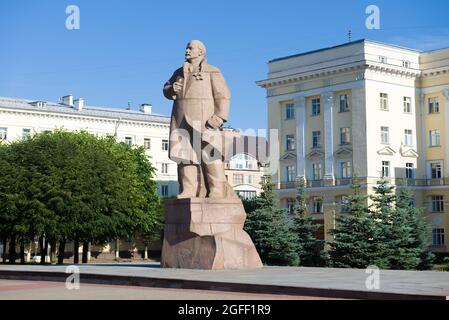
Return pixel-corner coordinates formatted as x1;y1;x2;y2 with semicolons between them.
244;176;299;266
329;181;383;268
292;176;326;266
391;187;434;270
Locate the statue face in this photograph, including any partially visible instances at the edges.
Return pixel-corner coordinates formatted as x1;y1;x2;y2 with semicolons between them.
185;42;202;62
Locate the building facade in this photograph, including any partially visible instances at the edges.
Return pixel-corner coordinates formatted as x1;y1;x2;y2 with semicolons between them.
257;39;449;253
223;131;268;199
0;95;179;197
0;95;180;260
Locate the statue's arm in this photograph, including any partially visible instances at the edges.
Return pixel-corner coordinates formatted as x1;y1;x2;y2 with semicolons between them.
163;71;180;100
210;70;231;123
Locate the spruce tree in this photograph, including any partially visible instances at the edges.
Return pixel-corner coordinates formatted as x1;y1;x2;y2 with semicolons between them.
292;176;326;267
369;179;396;268
393;187;434;270
244;176;299;266
329;181;383;268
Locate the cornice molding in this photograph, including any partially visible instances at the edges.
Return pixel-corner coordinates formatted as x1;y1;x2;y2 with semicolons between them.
257;61;422;89
0;108;169;129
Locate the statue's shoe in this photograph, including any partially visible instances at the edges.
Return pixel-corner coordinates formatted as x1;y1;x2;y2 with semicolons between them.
177;192;196;199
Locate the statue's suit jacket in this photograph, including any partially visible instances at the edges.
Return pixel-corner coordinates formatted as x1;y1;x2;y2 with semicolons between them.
163;61;231;164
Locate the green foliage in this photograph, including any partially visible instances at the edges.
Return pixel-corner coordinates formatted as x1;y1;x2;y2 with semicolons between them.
292;177;327;267
244;176;299;266
0;130;162;256
329;182;385;268
391;187;434;270
329;179;434;270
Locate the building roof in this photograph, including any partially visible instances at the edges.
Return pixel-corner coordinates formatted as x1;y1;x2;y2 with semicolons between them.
0;96;171;124
269;39;423;63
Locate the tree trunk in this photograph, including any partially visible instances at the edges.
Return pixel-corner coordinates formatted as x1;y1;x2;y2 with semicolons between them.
1;238;6;264
50;239;57;264
73;238;79;264
8;236;16;264
82;241;89;264
20;240;25;265
39;237;45;265
115;239;120;259
44;239;49;264
58;239;66;265
144;244;148;260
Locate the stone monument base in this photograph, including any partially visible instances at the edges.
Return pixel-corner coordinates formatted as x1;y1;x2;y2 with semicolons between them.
161;198;263;270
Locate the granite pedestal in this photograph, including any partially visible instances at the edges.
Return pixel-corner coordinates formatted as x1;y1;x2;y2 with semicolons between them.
161;198;263;270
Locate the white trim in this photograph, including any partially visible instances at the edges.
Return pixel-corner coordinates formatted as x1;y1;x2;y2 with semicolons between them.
323;92;334;180
295;95;306;177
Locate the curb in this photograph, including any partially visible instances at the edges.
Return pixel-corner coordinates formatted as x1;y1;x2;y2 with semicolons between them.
0;269;446;300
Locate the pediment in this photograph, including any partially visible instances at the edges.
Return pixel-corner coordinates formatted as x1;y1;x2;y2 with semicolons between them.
335;147;353;157
280;152;297;160
400;147;419;158
377;146;396;156
307;149;324;159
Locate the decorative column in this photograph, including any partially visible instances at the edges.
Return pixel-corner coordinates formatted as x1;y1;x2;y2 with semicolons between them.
322;92;335;186
294;95;306;180
443;89;449;177
420;93;427;179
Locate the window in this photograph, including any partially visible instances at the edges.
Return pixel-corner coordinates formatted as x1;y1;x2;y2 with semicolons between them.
311;98;321;116
0;127;7;141
246;175;255;184
406;163;414;179
233;174;244;185
429;129;441;147
312;198;323;213
403;97;412;113
382;161;390;178
432;229;445;246
144;138;151;150
340;196;350;213
124;136;133;146
341;161;352;179
161;185;169;197
428;97;439;113
340;127;351;145
379;56;388;64
229;153;257;170
430;162;442;179
380;93;389;110
381;127;389;144
286;165;296;182
339;95;349;112
161;163;169;174
312;162;323;180
286;134;295;151
22;128;31;140
162;139;169;151
312;131;321;148
404;129;413;146
237;190;257;200
402;60;411;68
287;199;296;214
431;196;444;212
285;103;295;120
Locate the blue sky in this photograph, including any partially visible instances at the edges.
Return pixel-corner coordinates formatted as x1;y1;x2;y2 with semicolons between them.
1;0;449;131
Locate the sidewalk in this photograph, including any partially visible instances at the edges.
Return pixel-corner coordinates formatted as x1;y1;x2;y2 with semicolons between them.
0;263;448;300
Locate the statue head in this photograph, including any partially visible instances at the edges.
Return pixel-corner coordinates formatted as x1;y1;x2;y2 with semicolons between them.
185;40;206;64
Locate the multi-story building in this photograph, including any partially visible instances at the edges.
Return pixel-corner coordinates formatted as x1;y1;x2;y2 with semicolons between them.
223;130;268;199
257;39;449;253
0;94;178;197
0;94;179;260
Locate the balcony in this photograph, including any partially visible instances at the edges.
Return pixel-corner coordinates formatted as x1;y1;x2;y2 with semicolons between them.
335;178;353;186
277;177;449;190
279;182;296;189
307;180;324;187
